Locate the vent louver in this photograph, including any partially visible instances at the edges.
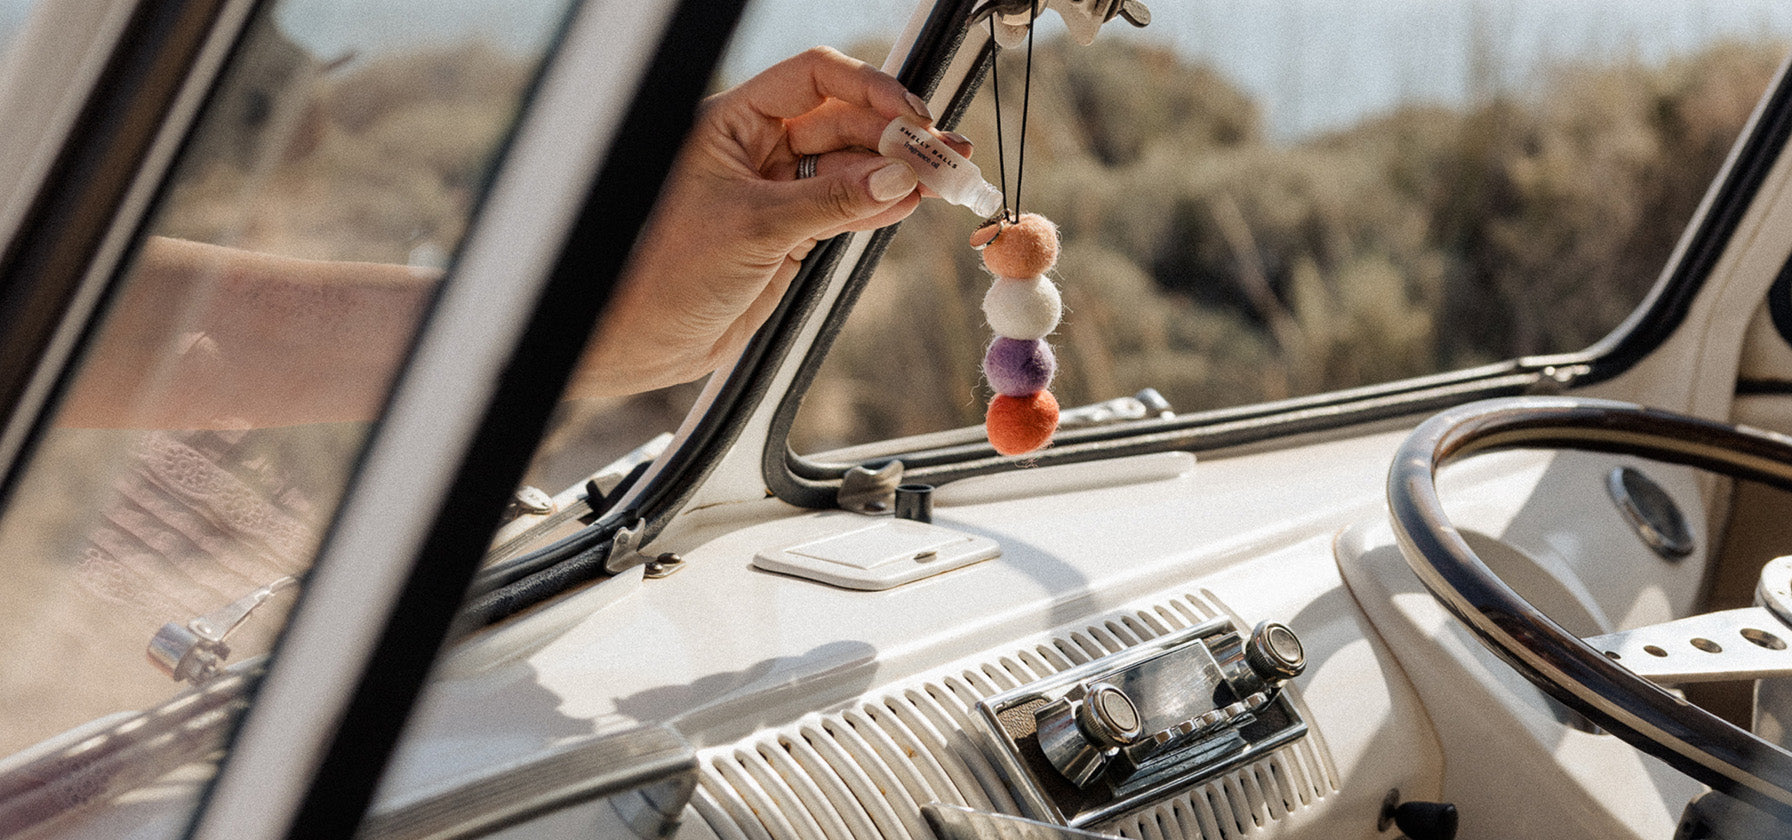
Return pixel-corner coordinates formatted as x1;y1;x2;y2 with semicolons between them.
691;592;1338;840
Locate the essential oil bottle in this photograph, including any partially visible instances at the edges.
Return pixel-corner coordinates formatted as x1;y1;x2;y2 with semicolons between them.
878;115;1004;217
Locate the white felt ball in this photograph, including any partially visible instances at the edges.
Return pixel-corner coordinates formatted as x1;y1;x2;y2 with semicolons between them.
983;276;1062;340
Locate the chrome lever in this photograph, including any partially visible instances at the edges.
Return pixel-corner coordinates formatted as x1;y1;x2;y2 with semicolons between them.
1056;389;1175;430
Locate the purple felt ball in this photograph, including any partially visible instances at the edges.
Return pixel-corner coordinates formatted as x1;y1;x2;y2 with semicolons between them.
984;337;1056;396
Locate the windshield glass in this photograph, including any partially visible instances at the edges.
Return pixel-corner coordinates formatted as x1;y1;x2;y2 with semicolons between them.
0;0;572;821
789;0;1792;453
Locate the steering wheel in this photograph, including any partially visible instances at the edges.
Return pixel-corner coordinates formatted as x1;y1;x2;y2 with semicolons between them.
1387;396;1792;820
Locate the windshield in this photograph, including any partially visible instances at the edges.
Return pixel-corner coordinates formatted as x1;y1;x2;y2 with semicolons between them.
0;0;572;820
787;0;1792;453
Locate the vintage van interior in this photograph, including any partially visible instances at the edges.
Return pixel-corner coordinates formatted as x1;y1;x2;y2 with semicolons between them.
12;0;1792;838
410;2;1792;837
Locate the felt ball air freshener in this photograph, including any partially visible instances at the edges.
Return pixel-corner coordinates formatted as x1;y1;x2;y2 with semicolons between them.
987;391;1060;456
984;337;1055;397
982;276;1062;341
975;212;1063;455
979;212;1059;278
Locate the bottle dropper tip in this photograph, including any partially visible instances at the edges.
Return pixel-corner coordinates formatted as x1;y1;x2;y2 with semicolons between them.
970;185;1004;218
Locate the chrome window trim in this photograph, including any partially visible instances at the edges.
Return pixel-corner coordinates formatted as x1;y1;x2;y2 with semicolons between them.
358;726;696;840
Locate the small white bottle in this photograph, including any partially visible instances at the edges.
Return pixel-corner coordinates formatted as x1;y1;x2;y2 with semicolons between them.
878;115;1005;217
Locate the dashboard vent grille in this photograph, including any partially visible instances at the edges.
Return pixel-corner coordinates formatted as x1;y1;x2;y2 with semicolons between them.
691;592;1337;840
1102;736;1336;840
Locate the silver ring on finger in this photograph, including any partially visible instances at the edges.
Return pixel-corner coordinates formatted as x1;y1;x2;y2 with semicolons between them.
796;153;820;180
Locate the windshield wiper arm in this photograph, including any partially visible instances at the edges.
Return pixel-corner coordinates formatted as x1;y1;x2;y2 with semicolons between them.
147;575;298;685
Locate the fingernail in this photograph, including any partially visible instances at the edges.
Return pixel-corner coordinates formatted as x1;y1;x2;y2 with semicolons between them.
905;92;933;122
869;161;919;202
941;131;972;146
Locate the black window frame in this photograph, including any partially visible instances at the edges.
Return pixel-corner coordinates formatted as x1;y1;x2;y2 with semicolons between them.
0;0;253;510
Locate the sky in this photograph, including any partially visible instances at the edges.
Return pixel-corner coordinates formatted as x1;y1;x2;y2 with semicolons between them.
724;0;1792;138
5;0;1792;139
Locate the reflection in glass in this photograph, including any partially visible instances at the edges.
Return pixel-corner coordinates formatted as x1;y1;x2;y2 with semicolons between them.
0;0;570;814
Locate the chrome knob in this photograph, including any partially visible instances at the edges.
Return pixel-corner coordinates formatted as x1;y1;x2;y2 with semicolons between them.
1076;683;1142;747
1245;621;1305;682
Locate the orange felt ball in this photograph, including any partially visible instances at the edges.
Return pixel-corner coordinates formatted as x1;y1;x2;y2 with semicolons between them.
980;213;1060;278
986;390;1060;455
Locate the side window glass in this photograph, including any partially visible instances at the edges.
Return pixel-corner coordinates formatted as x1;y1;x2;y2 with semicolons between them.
791;4;1792;453
0;0;572;827
0;1;34;60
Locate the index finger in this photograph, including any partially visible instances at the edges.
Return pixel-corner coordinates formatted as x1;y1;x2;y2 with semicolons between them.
729;46;928;123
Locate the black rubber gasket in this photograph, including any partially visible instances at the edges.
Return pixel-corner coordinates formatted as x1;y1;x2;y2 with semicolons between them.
595;0;986;562
1585;63;1792;382
1767;254;1792;349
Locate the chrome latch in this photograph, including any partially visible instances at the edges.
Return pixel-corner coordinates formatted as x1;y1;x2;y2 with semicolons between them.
977;619;1307;827
1057;389;1175;430
838;460;904;514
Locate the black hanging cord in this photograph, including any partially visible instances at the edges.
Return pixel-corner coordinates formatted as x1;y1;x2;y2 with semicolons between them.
987;1;1040;222
988;14;1008;219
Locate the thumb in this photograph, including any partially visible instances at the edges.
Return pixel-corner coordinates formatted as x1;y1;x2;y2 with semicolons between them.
782;158;918;239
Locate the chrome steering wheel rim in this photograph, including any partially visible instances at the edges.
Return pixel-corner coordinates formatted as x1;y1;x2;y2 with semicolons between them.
1388;396;1792;818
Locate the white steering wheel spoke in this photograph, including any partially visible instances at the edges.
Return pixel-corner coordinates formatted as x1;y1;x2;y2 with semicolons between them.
1588;606;1792;683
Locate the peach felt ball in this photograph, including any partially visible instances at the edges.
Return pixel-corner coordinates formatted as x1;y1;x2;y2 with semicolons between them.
979;212;1060;278
986;390;1060;455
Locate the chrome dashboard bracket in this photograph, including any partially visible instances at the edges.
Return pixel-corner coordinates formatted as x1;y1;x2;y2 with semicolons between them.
606;517;649;571
974;617;1308;828
838;460;904;514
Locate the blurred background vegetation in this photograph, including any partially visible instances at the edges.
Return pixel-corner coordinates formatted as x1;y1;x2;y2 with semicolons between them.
787;35;1787;452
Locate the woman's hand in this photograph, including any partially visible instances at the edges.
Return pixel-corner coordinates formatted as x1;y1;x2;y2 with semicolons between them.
573;46;971;398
